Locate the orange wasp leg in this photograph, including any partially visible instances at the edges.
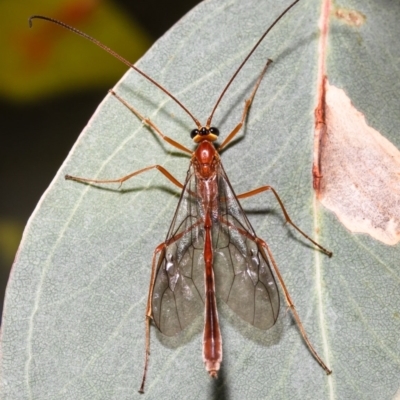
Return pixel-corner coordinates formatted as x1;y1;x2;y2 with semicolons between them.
138;242;165;394
109;90;193;155
256;238;332;375
65;92;188;191
237;186;332;257
65;164;184;190
218;59;273;152
217;217;332;375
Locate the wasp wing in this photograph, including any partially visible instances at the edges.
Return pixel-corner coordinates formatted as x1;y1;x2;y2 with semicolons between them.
152;163;205;336
213;164;280;330
151;161;280;336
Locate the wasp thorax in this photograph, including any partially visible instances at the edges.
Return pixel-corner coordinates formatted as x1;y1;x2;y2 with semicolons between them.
194;141;219;179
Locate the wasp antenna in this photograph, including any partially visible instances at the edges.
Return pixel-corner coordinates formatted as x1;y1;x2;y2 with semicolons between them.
206;0;301;127
28;15;202;129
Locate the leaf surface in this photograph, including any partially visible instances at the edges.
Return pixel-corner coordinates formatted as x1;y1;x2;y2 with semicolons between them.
1;0;400;399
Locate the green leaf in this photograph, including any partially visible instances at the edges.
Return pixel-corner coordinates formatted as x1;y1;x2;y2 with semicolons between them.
2;0;400;399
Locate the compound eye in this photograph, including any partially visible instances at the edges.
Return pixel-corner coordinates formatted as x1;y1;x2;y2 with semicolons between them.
209;127;219;136
190;129;199;139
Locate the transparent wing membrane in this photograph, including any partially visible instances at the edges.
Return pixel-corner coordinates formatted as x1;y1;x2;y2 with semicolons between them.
152;167;204;336
152;162;279;336
214;166;279;330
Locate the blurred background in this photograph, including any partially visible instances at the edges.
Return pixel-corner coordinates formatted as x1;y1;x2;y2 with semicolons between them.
0;0;201;320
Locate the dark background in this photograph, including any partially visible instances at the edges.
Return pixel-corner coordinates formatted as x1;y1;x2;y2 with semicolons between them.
0;0;201;319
